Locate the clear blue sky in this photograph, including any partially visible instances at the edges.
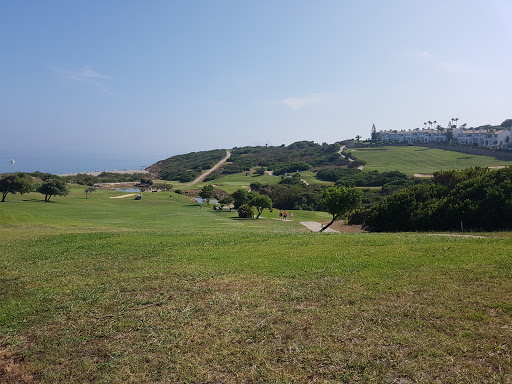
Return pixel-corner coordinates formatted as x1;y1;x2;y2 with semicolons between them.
1;0;511;173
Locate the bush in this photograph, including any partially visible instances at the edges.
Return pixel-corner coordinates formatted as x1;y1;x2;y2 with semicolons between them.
238;204;254;218
175;189;183;194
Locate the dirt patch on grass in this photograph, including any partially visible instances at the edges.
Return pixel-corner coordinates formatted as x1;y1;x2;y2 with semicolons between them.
319;220;366;233
0;349;36;383
414;173;433;178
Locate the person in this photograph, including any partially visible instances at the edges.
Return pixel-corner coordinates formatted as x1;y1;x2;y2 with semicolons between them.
200;203;203;210
279;211;283;220
283;211;287;220
290;212;293;221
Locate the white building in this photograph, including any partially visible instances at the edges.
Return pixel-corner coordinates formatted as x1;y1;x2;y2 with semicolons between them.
379;127;511;149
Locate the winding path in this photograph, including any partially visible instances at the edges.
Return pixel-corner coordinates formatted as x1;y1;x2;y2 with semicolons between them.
187;150;231;186
340;145;365;170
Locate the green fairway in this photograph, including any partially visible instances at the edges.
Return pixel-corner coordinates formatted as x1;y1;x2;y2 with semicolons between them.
0;187;511;383
154;172;281;194
347;146;512;175
198;172;281;193
299;170;334;185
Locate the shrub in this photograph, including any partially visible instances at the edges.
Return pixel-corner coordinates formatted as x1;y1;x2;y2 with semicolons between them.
238;204;254;218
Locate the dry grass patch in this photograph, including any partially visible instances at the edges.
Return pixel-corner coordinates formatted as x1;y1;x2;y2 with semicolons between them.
10;270;511;383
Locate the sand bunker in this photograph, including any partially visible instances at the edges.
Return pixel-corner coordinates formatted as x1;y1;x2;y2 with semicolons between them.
110;194;137;199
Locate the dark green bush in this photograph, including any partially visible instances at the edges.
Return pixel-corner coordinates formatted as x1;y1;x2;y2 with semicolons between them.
238;204;254;218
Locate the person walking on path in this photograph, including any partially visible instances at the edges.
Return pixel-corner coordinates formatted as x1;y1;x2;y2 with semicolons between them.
283;211;287;220
279;211;283;220
290;212;293;221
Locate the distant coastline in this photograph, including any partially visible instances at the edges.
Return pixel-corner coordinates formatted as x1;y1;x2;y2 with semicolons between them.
58;169;149;177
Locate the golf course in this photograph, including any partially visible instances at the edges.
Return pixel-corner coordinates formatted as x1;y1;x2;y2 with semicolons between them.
1;185;511;383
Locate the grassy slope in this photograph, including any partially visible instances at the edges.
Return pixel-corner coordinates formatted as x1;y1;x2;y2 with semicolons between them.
347;146;512;175
162;146;512;190
0;187;511;383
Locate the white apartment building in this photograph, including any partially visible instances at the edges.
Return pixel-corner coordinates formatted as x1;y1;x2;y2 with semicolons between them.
379;127;511;149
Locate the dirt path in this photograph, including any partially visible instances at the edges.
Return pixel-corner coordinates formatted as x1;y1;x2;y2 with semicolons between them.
187;150;231;186
427;233;487;239
300;221;338;233
340;145;365;170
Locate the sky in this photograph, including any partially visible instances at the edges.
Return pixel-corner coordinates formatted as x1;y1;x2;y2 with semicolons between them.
1;0;512;174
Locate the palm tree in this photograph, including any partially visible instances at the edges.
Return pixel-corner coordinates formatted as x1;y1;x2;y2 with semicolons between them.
454;118;459;128
428;121;432;130
355;135;361;142
424;122;427;130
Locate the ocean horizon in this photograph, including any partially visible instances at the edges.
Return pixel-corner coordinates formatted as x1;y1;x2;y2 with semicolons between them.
0;152;155;176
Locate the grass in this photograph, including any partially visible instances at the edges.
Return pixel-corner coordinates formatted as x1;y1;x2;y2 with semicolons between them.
347;146;512;175
299;171;334;186
199;172;281;194
1;187;511;383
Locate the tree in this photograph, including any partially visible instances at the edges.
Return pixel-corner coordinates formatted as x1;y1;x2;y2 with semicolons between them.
232;188;250;209
37;178;69;202
199;185;215;205
446;128;454;142
249;193;273;219
500;119;512;128
371;124;377;141
85;187;96;199
218;196;234;210
355;135;361;142
320;186;362;232
255;167;266;176
0;172;33;202
250;182;262;192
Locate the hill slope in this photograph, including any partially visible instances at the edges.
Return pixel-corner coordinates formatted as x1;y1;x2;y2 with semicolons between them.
147;141;360;181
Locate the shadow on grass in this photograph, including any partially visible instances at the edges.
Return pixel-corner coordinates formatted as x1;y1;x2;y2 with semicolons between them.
22;199;50;203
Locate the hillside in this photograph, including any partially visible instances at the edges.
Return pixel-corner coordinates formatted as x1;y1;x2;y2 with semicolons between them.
147;141;361;182
147;141;512;188
146;148;227;182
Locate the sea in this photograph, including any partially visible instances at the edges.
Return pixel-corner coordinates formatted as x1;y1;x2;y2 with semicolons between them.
0;152;156;176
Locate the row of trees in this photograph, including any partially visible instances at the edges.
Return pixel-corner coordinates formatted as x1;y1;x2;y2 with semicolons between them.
366;167;512;231
62;172;148;186
203;179;362;231
0;173;69;202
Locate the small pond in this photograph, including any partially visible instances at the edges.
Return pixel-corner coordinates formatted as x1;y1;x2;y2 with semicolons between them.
115;188;141;193
192;197;219;204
